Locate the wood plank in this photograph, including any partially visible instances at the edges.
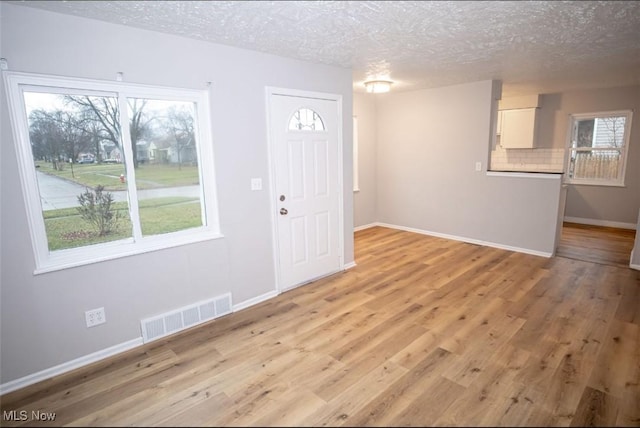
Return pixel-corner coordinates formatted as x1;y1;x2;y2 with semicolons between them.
434;344;531;426
347;347;454;426
313;322;426;401
587;319;639;399
571;387;619;427
300;360;408;427
614;267;640;325
250;388;326;427
392;375;465;426
153;391;233;427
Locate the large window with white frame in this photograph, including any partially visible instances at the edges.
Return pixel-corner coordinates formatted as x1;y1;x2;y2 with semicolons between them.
565;110;633;186
4;72;221;273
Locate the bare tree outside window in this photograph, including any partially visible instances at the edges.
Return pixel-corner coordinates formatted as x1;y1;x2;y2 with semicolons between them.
166;105;196;171
126;98;202;236
598;117;625;148
65;96;151;168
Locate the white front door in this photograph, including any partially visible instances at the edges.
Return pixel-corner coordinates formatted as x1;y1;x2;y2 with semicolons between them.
268;91;342;291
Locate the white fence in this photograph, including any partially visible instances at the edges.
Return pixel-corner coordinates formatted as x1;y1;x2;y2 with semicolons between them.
572;152;620;180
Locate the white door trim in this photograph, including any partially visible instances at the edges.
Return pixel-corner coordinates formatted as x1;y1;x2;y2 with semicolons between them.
265;86;344;294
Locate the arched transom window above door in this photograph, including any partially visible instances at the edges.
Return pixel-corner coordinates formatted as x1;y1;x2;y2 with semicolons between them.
288;107;325;131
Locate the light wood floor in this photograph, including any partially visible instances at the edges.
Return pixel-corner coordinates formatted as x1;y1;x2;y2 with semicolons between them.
1;226;639;427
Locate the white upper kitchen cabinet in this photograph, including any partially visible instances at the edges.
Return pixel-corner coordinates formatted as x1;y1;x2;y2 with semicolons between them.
500;108;539;149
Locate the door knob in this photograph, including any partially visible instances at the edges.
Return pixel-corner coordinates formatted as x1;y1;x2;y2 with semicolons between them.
280;208;288;215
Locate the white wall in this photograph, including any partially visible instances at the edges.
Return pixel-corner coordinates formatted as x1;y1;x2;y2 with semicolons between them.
0;4;353;386
375;80;563;255
353;92;377;228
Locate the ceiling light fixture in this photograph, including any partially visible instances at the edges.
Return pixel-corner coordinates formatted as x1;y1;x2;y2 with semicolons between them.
364;79;393;94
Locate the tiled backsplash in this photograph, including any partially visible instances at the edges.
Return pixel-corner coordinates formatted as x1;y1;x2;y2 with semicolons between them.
490;146;565;173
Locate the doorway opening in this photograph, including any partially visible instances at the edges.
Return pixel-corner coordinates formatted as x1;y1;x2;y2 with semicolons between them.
556;222;635;268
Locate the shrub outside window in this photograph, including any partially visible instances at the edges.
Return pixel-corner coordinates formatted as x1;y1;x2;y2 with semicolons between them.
4;72;221;273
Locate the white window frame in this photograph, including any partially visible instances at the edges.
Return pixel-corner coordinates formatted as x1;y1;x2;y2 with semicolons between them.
565;110;633;187
4;71;222;274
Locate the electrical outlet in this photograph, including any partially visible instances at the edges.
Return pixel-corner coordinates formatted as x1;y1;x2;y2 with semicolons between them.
85;307;106;328
475;161;482;171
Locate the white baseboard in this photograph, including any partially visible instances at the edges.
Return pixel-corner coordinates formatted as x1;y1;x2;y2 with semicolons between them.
376;222;553;258
0;337;143;396
232;289;279;312
343;261;357;270
354;222;379;232
564;216;636;230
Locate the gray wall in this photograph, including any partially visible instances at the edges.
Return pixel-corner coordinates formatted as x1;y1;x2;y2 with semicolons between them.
537;85;640;225
375;80;562;254
634;210;640;268
0;4;353;384
353;92;377;228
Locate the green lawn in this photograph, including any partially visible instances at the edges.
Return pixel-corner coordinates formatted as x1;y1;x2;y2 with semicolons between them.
44;197;202;251
139;198;203;236
35;161;199;191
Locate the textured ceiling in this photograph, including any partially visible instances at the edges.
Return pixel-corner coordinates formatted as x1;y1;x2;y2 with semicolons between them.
10;0;640;96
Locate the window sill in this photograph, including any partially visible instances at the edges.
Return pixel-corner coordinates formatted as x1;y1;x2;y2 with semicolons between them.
564;180;625;187
34;230;224;275
486;171;563;179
